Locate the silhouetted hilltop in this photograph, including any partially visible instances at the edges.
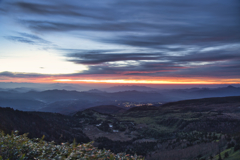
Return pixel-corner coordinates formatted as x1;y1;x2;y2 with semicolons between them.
0;86;240;114
86;105;126;114
1;95;240;159
102;85;159;92
86;89;105;93
161;96;240;107
127;105;159;112
0;107;89;144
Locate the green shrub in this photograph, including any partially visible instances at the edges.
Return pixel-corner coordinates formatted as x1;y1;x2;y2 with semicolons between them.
0;131;144;160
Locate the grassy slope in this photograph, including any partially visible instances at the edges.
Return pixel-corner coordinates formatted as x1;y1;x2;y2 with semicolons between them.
226;150;240;160
215;148;240;160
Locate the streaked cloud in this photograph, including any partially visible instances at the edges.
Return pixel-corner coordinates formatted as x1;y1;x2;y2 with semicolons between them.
0;0;239;83
5;32;51;45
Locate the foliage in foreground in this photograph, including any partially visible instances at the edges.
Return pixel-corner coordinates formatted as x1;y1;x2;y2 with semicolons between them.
0;131;144;160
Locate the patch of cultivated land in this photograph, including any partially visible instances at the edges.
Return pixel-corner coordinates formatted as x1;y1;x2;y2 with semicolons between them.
78;96;240;159
83;125;135;141
1;96;240;159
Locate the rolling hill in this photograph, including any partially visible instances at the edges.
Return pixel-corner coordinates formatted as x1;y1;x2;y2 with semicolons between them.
1;96;240;159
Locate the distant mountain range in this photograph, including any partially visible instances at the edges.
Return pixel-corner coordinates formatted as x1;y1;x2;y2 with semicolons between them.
102;85;159;92
0;82;90;92
0;85;239;114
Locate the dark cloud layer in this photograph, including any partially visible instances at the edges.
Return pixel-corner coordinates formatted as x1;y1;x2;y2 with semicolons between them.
67;51;162;64
14;1;113;20
5;32;51;45
0;72;49;78
8;0;238;47
1;0;240;80
63;46;240;78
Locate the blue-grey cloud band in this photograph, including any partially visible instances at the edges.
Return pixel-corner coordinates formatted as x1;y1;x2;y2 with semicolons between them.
0;0;239;79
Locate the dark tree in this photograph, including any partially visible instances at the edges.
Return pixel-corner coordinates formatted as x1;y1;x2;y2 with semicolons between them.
224;152;229;158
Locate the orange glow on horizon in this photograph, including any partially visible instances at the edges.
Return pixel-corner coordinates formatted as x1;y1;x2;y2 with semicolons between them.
1;77;240;85
53;79;240;84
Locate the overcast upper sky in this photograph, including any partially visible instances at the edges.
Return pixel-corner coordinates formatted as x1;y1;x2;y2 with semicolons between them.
0;0;239;84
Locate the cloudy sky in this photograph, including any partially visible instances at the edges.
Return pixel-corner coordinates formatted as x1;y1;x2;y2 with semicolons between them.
0;0;239;84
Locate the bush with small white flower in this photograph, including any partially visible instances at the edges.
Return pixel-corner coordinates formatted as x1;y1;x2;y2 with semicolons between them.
0;131;144;160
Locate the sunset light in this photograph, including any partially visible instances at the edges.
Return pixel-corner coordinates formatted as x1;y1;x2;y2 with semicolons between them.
1;1;240;159
54;79;240;84
0;0;239;85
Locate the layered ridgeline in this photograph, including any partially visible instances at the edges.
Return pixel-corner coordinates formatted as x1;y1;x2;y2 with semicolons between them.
0;85;240;115
0;96;240;159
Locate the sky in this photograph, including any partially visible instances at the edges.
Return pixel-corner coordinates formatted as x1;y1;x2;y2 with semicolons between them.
0;0;240;85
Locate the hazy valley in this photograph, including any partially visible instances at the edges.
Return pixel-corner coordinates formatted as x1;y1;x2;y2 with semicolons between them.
0;85;239;115
0;86;240;159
